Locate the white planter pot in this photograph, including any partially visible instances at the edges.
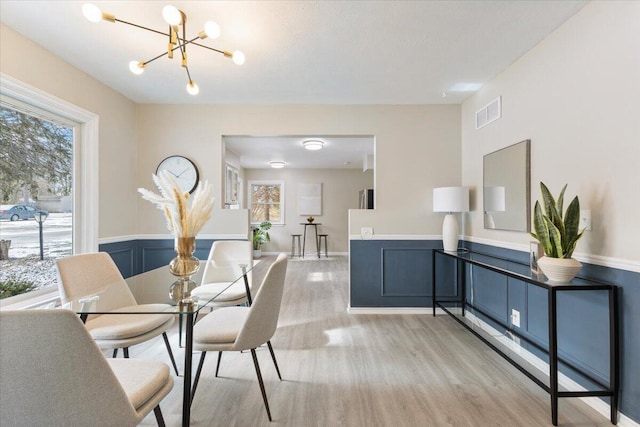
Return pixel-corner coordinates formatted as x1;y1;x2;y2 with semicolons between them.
538;256;582;283
253;249;262;259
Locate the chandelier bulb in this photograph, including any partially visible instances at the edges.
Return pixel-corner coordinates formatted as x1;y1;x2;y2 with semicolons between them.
129;61;145;75
232;50;246;65
186;81;200;95
162;5;182;26
82;3;102;23
203;21;221;39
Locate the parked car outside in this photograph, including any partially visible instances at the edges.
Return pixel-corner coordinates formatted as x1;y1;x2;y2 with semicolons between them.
0;205;49;221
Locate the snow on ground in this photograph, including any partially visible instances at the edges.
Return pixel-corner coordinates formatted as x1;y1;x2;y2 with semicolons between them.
0;213;72;291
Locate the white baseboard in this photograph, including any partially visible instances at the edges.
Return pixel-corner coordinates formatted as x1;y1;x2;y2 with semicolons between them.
263;251;348;257
347;306;447;315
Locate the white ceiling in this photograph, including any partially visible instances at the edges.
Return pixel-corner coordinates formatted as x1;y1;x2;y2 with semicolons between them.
1;0;586;169
224;135;374;169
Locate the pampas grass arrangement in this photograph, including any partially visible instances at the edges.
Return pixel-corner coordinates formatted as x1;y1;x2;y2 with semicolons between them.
138;170;215;238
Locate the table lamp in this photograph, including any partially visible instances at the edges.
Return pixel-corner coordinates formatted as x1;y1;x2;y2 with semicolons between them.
433;186;469;252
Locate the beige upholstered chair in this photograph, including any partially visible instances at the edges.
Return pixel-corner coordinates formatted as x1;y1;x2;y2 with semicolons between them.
56;252;179;375
0;309;173;427
191;240;254;308
191;253;289;421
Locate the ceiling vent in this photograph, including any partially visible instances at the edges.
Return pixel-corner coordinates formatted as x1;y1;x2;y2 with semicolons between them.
476;96;502;129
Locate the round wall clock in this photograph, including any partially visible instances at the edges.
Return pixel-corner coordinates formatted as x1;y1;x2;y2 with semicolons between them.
156;155;199;194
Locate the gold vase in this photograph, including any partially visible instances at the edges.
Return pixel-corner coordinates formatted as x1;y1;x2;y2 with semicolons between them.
169;237;200;305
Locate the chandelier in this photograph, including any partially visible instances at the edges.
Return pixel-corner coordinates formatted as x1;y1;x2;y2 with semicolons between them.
82;3;245;96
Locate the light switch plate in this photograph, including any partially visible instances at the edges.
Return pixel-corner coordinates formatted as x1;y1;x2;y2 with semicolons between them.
361;227;373;240
579;209;592;231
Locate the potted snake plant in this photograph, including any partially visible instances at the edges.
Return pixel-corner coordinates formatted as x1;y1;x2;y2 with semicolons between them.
530;182;585;282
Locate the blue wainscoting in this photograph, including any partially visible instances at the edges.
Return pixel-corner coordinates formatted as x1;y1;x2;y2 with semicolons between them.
99;238;222;278
350;238;639;422
350;239;456;307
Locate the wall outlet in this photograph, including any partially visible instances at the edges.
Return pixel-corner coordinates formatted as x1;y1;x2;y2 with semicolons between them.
361;227;373;240
511;309;521;328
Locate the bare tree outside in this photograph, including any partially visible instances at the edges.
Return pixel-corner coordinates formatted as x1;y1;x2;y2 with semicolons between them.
0;106;73;299
250;183;281;223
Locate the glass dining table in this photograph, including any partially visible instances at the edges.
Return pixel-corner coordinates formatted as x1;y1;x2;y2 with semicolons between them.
60;258;261;427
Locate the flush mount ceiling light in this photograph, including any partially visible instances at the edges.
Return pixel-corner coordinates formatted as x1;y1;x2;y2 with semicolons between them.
269;161;286;169
82;3;245;96
302;140;324;151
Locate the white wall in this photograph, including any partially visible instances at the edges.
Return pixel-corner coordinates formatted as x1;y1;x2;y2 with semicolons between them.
0;24;139;240
136;105;461;240
244;168;373;253
461;1;640;263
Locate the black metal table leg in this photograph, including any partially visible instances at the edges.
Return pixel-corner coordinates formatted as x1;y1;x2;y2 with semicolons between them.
432;250;437;317
242;266;252;306
314;224;320;259
548;288;558;426
609;287;619;424
182;311;194;427
460;259;466;317
302;225;307;258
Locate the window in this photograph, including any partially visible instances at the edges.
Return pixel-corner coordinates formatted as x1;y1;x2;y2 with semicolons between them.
248;181;284;225
0;74;98;305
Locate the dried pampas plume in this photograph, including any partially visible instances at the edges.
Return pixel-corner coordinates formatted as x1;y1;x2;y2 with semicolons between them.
138;170;214;237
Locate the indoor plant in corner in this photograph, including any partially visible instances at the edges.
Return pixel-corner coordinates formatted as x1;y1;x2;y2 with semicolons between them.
531;182;585;282
252;221;272;258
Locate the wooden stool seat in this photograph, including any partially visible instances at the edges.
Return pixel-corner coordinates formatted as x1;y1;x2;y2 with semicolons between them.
291;234;302;257
317;234;328;258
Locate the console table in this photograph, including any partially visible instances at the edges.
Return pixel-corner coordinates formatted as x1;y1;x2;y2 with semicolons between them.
432;249;619;426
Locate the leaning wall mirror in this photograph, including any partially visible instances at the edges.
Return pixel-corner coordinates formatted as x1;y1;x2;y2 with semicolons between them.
483;139;530;232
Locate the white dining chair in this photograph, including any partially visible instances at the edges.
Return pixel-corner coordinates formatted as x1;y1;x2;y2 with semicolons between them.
0;309;174;427
191;253;288;421
191;240;254;308
56;252;179;375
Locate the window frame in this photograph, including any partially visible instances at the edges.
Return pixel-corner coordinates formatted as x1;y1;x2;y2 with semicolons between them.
248;180;285;225
0;73;99;308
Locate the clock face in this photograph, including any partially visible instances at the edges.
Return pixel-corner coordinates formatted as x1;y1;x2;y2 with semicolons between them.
156;156;199;194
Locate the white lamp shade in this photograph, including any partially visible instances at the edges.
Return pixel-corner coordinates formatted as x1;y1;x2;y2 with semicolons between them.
484;186;506;212
433;187;469;213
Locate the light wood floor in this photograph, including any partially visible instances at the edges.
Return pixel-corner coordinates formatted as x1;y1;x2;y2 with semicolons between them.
136;255;612;426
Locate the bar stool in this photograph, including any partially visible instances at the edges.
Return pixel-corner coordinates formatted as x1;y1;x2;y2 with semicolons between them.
317;234;328;258
290;234;302;257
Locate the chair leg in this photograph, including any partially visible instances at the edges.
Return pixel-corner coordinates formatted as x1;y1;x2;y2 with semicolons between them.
112;348;118;358
215;351;223;377
266;341;282;380
153;405;166;427
162;332;180;376
123;347;129;358
250;348;272;422
191;352;207;403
